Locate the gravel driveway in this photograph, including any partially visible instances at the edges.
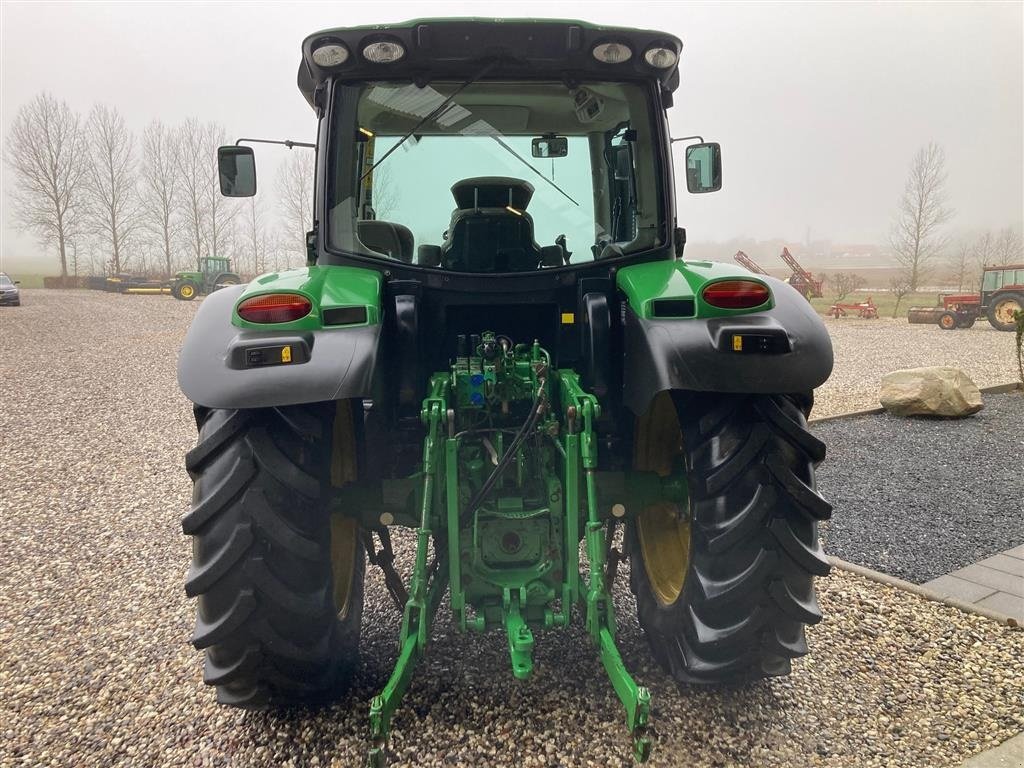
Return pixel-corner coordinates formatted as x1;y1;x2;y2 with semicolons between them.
815;394;1024;583
812;316;1018;418
1;290;1021;768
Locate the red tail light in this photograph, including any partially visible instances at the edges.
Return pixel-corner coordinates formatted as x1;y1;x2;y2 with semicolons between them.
237;293;312;323
701;280;770;309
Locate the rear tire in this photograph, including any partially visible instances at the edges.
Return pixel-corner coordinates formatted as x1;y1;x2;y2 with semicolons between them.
987;292;1023;332
629;392;831;683
183;401;364;707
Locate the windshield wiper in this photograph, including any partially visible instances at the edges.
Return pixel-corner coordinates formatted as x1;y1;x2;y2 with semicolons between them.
489;136;579;207
359;59;498;183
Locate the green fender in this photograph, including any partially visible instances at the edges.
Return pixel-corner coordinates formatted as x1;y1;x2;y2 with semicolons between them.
177;265;383;409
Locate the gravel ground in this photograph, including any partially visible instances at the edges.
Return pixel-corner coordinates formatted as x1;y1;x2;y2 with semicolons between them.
814;394;1024;584
1;289;1022;768
812;317;1018;418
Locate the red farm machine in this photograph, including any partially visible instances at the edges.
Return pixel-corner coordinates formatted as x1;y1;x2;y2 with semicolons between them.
907;264;1024;332
780;247;823;299
733;250;769;275
828;297;878;319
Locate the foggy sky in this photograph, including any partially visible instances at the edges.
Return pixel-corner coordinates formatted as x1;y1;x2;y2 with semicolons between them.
1;1;1022;274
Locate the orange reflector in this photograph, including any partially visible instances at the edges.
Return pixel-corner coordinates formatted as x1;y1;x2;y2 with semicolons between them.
702;280;770;310
237;293;312;323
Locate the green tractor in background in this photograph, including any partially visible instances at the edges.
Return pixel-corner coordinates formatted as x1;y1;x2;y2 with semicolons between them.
179;19;834;766
171;256;241;300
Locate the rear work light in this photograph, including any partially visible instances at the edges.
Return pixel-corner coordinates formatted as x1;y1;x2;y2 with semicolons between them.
237;293;312;324
701;280;771;310
311;42;349;67
363;39;406;63
592;42;633;64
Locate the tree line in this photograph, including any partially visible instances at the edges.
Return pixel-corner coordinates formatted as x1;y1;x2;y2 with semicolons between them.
4;92;314;278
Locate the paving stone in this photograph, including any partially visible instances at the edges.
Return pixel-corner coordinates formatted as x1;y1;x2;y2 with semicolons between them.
1005;544;1024;560
977;554;1024;577
960;732;1024;767
923;575;998;603
951;565;1024;598
976;592;1024;621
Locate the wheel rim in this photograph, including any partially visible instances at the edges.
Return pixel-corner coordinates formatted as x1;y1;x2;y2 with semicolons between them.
180;284;194;298
330;400;359;618
633;391;692;607
940;315;955;329
636;502;691;606
330;516;358;618
994;298;1021;324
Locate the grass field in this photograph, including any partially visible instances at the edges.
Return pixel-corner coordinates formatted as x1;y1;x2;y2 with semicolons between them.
2;273;46;288
809;290;943;317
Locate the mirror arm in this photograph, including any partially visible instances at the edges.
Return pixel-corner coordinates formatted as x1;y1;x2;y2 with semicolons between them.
235;138;315;149
669;134;704;144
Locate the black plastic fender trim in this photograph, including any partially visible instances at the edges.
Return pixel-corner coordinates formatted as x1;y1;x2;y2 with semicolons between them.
622;277;833;414
178;285;381;409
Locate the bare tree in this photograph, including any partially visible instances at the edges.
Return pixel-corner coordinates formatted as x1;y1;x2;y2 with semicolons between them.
372;165;398;220
830;272;866;301
948;240;973;292
889;273;913;318
992;227;1023;265
4;92;89;277
204;122;237;261
243;196;271;277
889;142;953;292
83;104;141;274
277;150;315;266
140;120;181;276
174;118;211;270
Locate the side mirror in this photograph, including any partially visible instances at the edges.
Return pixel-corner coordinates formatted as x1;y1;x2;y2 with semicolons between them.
684;142;722;193
217;146;257;197
532;135;568;158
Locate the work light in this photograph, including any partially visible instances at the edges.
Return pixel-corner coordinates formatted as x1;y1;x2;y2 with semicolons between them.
363;40;406;63
311;42;349;67
643;46;677;69
592;42;632;64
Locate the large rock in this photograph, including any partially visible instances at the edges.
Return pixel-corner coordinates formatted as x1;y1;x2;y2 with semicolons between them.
879;367;983;417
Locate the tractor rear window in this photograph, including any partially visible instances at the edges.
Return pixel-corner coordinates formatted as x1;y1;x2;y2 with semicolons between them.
327;80;663;273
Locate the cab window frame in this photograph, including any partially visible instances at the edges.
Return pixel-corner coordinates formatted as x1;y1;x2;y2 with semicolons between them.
320;76;670;275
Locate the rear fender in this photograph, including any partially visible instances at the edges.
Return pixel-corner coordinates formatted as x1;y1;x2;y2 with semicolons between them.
618;260;833;414
177;265;382;410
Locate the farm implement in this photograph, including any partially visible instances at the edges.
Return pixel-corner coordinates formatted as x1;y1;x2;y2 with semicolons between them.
828;297;878;319
94;257;241;299
177;18;835;766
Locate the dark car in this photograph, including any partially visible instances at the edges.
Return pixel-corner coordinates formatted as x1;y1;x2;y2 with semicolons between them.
0;273;21;306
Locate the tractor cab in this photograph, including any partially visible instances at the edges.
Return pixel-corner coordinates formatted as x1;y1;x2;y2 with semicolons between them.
200;256;231;280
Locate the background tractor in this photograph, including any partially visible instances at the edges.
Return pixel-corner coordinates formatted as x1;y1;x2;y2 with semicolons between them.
171;256;241;300
935;264;1024;331
178;19;834;766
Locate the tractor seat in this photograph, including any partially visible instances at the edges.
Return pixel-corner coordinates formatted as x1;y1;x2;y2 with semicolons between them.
357;220;414;263
440;177;542;272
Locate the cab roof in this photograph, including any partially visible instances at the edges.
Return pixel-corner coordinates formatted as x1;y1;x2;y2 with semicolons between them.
297;18;682;109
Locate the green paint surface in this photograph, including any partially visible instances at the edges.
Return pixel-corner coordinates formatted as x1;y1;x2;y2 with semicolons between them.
232;264;381;330
616;259;774;319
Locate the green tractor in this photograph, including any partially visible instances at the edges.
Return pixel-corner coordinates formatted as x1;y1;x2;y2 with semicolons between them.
179;19;834;766
171;256;241;300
